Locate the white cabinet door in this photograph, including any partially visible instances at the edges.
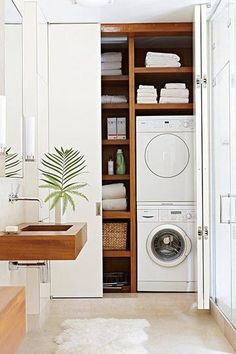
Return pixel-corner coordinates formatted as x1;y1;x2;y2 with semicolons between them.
49;24;102;297
194;4;210;309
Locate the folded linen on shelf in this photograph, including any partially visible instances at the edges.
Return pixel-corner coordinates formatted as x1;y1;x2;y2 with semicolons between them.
101;62;122;70
146;51;180;61
101;52;122;62
165;83;186;89
160;88;189;98
138;85;155;89
159;97;189;104
102;198;127;211
102;183;126;200
101;69;122;76
137;98;158;104
102;95;128;104
137;84;158;103
146;60;181;68
137;91;157;97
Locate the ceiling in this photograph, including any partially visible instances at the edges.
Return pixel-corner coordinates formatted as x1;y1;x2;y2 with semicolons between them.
37;0;217;24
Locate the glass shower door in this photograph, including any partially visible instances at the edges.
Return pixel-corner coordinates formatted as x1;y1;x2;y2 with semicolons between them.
212;62;231;319
210;0;236;325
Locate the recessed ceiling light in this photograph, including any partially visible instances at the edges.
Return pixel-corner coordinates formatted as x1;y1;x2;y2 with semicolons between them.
72;0;114;7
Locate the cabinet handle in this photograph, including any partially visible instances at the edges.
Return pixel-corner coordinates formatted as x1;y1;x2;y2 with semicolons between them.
220;194;230;224
96;202;101;216
230;194;236;224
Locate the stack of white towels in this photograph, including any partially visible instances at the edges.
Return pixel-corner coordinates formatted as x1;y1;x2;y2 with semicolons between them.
137;85;158;104
159;83;189;104
101;52;122;76
102;183;127;211
145;52;181;68
102;95;127;104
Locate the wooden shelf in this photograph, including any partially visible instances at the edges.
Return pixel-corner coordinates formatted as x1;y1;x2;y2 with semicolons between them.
103;285;131;293
103;211;130;219
102;139;129;145
102;75;129;82
135;103;193;111
102;103;129;109
102;174;130;181
134;66;193;74
103;250;131;257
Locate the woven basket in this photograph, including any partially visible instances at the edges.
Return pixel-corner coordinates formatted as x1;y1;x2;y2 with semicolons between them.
103;223;128;250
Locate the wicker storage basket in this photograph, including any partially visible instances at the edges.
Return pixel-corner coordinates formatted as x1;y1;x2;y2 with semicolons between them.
103;223;128;250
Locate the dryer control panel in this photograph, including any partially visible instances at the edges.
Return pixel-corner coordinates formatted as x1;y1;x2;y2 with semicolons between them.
137;207;196;223
136;116;194;132
159;209;196;222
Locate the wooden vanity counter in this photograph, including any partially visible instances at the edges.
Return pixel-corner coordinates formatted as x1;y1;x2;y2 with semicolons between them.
0;223;87;260
0;286;26;354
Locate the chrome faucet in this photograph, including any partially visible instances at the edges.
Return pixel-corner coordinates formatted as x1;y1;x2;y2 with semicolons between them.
9;185;43;208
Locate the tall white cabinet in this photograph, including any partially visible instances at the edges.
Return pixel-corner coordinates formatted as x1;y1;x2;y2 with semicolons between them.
48;24;102;297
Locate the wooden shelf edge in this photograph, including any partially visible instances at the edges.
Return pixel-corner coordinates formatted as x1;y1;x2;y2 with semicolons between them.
102;139;129;145
103;211;130;219
103;250;131;257
134;66;193;74
102;103;129;109
102;174;130;181
135;103;193;110
102;75;129;81
103;285;131;293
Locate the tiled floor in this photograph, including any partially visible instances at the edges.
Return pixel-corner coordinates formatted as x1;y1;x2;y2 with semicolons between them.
17;293;235;354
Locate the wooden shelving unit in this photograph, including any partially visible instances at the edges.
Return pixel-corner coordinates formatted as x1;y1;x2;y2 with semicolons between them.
102;174;130;181
101;22;193;293
135;103;194;110
102;139;129;145
103;250;131;258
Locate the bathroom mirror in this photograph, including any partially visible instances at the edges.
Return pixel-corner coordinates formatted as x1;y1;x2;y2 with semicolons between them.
3;0;23;178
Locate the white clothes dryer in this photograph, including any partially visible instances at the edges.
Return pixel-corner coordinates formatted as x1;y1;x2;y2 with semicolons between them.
137;203;197;292
136;116;195;203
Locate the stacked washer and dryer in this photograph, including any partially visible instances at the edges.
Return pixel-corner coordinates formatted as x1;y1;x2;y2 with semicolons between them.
136;116;196;292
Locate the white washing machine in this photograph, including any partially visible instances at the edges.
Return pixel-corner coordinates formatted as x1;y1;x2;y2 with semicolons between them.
136;116;195;202
137;203;197;292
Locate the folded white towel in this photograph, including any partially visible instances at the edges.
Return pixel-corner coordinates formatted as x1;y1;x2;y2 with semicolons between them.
102;183;126;200
101;52;122;62
159;97;189;104
102;95;127;104
102;198;127;211
137;98;158;103
146;52;180;61
101;62;122;70
139;85;155;89
137;91;158;97
165;83;186;89
146;61;181;68
160;88;189;98
101;69;122;76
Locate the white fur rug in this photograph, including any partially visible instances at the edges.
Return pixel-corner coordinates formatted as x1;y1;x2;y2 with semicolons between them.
55;318;150;354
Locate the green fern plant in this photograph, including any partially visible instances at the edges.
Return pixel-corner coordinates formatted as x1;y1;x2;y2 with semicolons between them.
39;147;88;214
5;147;21;178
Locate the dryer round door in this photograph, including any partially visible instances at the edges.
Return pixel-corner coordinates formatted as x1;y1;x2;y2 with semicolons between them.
145;133;190;178
146;224;191;267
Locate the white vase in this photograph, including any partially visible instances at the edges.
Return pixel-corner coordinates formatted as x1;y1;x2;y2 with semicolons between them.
55;198;62;224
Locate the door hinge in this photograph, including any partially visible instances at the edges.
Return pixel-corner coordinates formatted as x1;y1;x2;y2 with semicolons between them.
212;78;216;87
227;18;232;28
212;42;216;50
198;226;203;240
204;226;209;240
196;75;208;88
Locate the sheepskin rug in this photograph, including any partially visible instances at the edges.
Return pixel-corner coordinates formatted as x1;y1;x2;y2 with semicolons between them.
55;318;150;354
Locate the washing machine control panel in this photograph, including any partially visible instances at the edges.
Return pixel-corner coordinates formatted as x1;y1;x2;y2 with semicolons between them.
136;116;194;132
159;209;196;222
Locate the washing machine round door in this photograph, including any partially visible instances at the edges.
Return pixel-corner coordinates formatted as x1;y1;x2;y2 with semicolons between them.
145;133;190;178
146;224;191;267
